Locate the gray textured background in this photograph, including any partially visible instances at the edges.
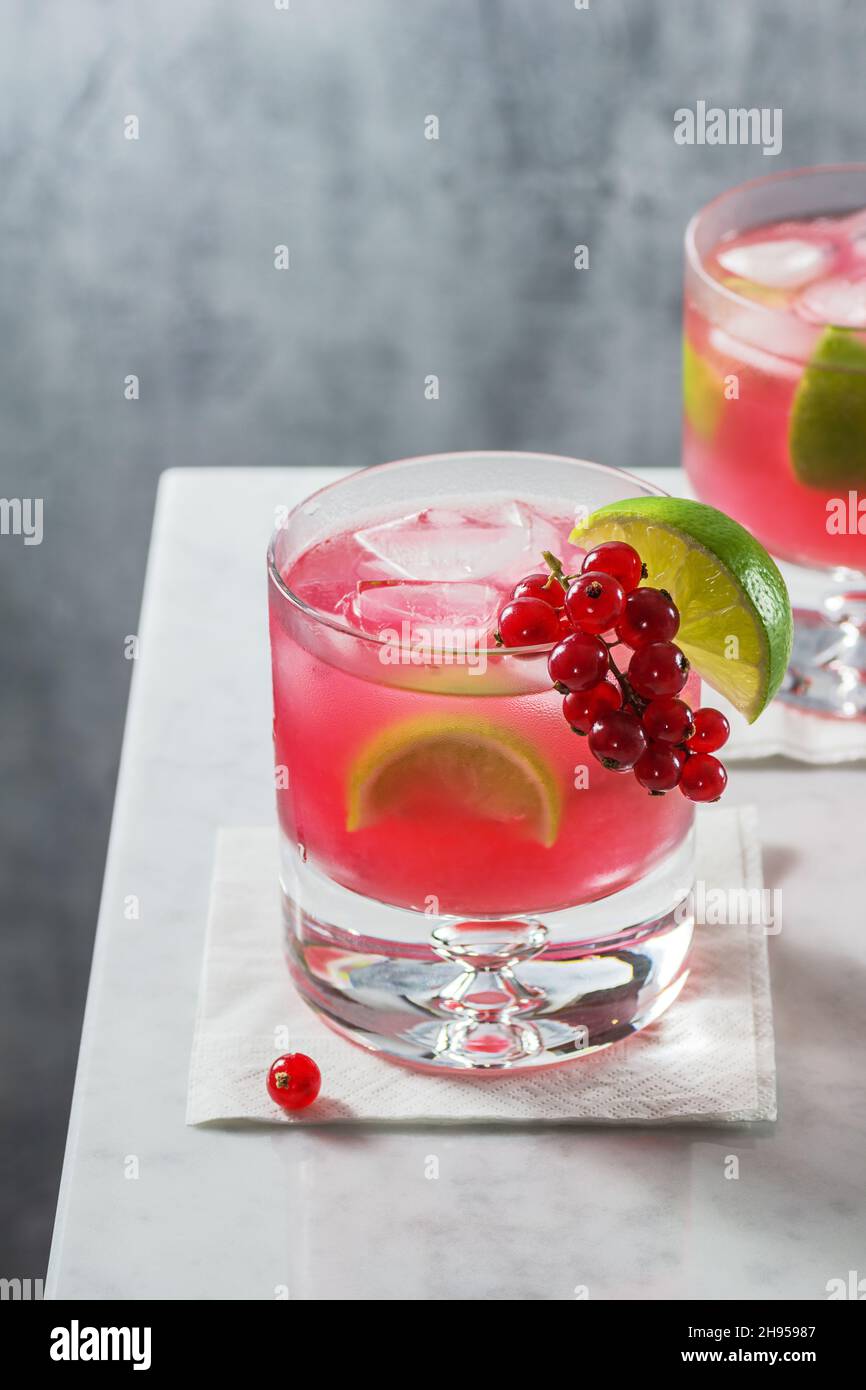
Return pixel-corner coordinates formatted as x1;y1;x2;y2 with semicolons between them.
2;0;865;1281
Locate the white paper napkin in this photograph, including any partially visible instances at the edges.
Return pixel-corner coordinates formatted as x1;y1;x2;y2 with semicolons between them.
721;693;866;764
187;807;775;1126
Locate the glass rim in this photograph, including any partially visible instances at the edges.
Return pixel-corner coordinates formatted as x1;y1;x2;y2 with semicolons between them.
684;160;866;326
267;449;668;654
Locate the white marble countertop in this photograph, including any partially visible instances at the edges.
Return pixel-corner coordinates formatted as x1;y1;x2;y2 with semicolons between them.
47;466;866;1300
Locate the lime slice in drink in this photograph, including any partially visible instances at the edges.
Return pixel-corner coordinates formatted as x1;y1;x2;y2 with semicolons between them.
789;326;866;488
346;714;562;845
720;275;791;309
570;497;793;722
683;337;724;440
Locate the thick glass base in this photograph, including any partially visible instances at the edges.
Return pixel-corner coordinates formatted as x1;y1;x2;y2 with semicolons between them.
779;596;866;719
280;833;695;1072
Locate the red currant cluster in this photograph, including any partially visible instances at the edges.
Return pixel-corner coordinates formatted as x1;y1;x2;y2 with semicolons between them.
495;540;730;801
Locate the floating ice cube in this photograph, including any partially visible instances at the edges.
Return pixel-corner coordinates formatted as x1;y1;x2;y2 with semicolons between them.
356;511;513;581
717;238;830;290
795;275;866;328
352;580;502;639
512;501;569;576
355;502;567;584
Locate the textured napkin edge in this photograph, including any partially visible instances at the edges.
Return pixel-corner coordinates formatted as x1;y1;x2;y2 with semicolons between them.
734;806;777;1123
720;697;866;766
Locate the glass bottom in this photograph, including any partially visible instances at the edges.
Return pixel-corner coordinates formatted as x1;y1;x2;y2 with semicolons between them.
280;832;695;1072
779;595;866;720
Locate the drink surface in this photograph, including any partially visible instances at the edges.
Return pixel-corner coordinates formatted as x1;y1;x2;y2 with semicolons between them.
270;496;694;916
684;207;866;572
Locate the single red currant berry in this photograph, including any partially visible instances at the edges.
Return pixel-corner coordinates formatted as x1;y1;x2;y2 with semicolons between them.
497;596;562;647
588;710;647;771
628;641;690;699
267;1053;321;1111
565;571;625;635
679;753;728;802
511;571;566;608
616;587;680;648
634;741;686;793
548;631;610;692
687;707;731;754
642;696;695;744
562;681;622;734
581;540;645;593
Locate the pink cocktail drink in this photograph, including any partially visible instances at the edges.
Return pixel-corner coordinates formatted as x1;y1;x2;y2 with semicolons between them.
272;505;695;917
268;453;696;1070
683;168;866;717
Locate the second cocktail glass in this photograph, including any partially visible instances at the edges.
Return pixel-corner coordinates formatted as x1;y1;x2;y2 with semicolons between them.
683;165;866;717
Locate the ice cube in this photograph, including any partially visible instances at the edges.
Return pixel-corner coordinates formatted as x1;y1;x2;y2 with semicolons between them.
356;512;511;581
355;502;566;584
352;580;502;638
717;238;830;290
512;501;570;577
795;275;866;328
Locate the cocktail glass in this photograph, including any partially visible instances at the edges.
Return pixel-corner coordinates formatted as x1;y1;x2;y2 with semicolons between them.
684;164;866;717
268;452;696;1071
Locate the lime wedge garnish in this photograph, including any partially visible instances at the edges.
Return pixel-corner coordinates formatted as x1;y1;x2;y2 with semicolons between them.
570;498;793;722
789;326;866;488
683;337;724;440
346;714;562;846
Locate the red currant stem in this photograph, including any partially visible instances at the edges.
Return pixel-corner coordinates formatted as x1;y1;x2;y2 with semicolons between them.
605;646;646;718
541;550;566;584
541;550;579;588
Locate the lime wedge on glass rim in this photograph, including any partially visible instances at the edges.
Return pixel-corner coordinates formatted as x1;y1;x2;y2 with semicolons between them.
346;714;562;846
789;326;866;488
570;497;793;722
